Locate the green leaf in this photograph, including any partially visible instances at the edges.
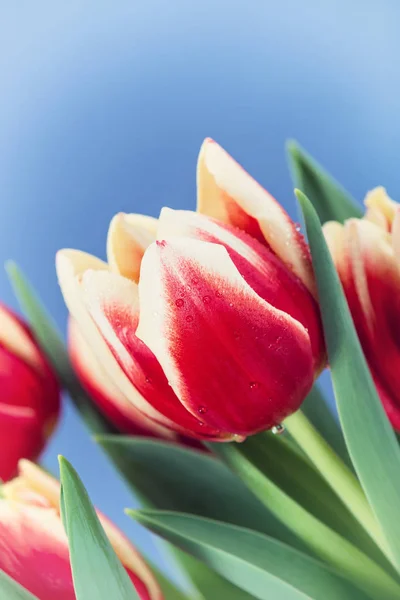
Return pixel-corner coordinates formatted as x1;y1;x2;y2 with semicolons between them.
0;571;38;600
176;551;256;600
242;432;393;573
297;189;400;573
58;456;140;600
6;261;114;435
96;436;306;553
212;442;400;599
301;385;353;470
144;560;191;600
130;510;372;600
287;141;362;224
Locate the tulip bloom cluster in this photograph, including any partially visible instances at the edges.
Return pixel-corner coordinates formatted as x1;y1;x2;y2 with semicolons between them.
324;187;400;430
0;304;60;481
57;139;325;441
0;460;162;599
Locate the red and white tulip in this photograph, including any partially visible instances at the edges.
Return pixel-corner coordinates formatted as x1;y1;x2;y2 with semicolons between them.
0;304;60;481
0;460;162;600
57;139;325;440
324;187;400;430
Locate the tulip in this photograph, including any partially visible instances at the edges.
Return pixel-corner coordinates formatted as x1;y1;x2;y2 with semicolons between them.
57;139;325;440
324;187;400;430
0;303;60;482
0;460;162;599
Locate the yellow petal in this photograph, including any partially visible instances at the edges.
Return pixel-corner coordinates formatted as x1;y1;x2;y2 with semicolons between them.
107;213;158;282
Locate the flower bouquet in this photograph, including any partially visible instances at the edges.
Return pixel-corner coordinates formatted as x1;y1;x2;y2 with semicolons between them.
1;138;400;600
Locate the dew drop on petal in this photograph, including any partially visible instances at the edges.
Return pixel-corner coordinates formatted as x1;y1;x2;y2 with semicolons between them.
175;298;185;308
185;315;194;323
202;295;211;304
191;278;199;285
198;406;207;415
294;223;301;232
272;424;285;435
145;376;152;384
249;381;259;390
215;290;223;298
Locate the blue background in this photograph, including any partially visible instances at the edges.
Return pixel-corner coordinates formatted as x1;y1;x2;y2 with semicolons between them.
0;0;398;576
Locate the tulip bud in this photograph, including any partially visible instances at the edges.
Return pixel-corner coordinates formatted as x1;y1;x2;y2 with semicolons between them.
0;460;163;600
0;304;60;481
57;139;325;441
324;187;400;430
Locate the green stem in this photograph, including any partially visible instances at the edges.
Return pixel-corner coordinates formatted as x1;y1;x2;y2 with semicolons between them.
212;442;400;600
285;410;390;559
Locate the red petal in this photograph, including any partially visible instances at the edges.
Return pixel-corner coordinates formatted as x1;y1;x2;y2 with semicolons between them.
0;345;59;481
340;219;400;429
80;270;229;440
137;238;314;436
197;138;315;295
0;502;74;599
158;208;325;374
68;317;176;440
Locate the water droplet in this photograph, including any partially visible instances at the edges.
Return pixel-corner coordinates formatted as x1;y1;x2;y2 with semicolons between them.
203;295;211;304
249;381;259;390
145;376;152;384
272;424;285;435
294;223;301;232
198;406;207;415
175;298;185;308
215;290;223;298
229;302;233;307
185;315;194;323
191;278;199;285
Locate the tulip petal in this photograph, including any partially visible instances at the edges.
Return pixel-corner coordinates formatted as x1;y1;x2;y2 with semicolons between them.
197;138;315;295
57;250;182;437
364;187;397;232
107;213;158;282
79;269;228;439
137;238;314;436
0;502;74;599
0;403;41;483
340;219;400;429
0;344;57;481
158;208;324;373
2;461;162;600
391;207;400;264
68;318;176;439
0;303;47;376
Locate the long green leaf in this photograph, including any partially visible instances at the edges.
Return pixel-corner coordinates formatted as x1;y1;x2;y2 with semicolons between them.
301;384;353;469
287;141;362;223
96;436;306;553
6;261;114;435
243;433;393;573
144;560;191;600
176;551;256;600
212;442;400;599
0;571;38;600
130;510;372;600
59;456;140;600
297;189;400;574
